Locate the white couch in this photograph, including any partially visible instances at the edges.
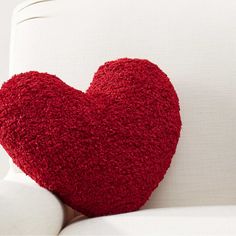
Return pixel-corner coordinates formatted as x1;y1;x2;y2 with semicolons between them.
0;0;236;235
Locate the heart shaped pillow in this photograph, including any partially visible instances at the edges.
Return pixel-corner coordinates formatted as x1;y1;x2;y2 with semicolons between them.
0;58;181;217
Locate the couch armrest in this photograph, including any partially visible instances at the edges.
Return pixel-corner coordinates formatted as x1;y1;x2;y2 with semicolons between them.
0;173;64;235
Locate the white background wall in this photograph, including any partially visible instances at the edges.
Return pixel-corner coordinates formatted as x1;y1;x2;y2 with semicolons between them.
0;0;25;179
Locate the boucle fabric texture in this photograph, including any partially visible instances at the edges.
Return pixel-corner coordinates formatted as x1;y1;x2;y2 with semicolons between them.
0;58;181;217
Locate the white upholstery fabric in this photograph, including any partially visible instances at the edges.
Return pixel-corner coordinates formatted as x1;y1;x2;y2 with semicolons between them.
1;0;236;235
60;206;236;236
0;173;64;235
8;0;236;209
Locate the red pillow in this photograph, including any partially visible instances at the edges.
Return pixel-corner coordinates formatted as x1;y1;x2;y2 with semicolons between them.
0;58;181;217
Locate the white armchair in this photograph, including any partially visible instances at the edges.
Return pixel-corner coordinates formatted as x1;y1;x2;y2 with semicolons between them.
0;0;236;235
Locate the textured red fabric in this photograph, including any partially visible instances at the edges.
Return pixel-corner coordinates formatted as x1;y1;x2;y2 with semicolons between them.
0;58;181;217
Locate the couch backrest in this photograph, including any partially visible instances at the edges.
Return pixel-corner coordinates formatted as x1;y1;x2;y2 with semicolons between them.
7;0;236;209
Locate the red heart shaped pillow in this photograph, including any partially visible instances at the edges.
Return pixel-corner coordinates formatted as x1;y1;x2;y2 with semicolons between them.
0;58;181;217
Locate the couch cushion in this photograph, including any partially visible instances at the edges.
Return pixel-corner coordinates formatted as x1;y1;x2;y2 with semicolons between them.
60;206;236;236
